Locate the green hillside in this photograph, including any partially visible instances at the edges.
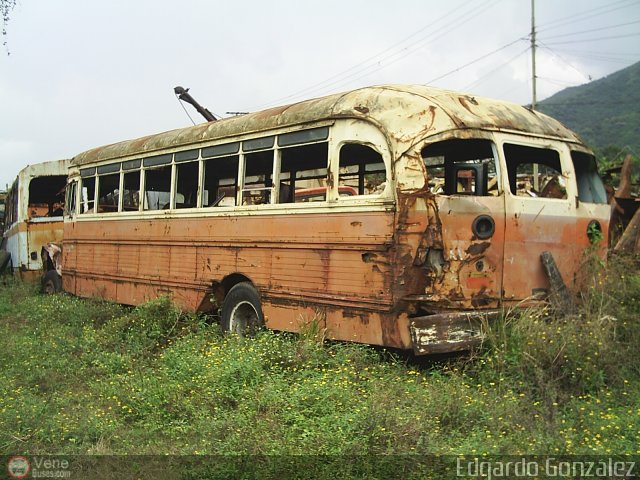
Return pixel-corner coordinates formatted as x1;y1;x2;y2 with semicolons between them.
538;61;640;154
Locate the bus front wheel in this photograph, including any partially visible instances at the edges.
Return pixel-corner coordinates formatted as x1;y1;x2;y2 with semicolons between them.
41;270;62;294
221;282;264;336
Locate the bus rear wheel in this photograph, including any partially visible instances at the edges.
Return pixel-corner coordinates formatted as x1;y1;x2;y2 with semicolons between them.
221;282;264;336
41;270;62;294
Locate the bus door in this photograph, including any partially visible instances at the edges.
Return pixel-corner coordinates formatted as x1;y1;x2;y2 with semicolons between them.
422;138;505;309
500;141;578;302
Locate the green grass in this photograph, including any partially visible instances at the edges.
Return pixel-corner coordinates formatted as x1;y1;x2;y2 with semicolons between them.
0;257;639;475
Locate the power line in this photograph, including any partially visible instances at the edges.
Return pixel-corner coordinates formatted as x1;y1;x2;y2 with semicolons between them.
250;1;481;109
540;100;633;106
542;19;640;41
537;76;583;88
546;32;640;45
251;0;503;110
537;0;638;33
462;46;531;91
548;48;639;64
538;42;591;82
320;0;505;93
425;37;526;85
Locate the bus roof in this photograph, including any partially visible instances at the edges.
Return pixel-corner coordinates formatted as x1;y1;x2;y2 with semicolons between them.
14;159;70;184
71;85;584;167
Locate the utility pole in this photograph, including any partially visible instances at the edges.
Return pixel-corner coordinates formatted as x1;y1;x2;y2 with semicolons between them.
531;0;537;111
531;0;539;191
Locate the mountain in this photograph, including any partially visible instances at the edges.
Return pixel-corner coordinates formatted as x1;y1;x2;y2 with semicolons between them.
537;61;640;154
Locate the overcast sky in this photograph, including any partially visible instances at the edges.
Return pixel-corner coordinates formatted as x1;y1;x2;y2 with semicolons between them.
1;0;639;188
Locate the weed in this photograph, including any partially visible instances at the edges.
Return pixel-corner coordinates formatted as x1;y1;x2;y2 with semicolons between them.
0;256;638;460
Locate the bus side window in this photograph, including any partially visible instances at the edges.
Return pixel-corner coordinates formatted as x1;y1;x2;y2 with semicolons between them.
175;160;199;209
203;155;239;207
123;170;141;211
338;143;386;195
422;139;497;196
80;176;96;214
28;175;67;218
280;142;328;203
66;181;77;216
503;144;566;199
242;150;274;206
97;173;120;213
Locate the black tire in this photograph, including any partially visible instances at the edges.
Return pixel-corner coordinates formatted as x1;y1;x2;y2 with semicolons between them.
0;250;10;275
221;282;264;336
41;270;62;294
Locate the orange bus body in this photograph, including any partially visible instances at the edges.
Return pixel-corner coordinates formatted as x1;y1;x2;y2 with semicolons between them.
58;85;610;354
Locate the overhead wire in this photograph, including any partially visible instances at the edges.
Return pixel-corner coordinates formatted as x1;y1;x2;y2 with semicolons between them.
462;46;531;91
253;0;476;108
537;0;638;33
426;37;527;85
320;0;505;89
252;0;637;112
545;32;640;45
537;41;591;82
548;47;638;64
541;19;640;41
252;0;503;110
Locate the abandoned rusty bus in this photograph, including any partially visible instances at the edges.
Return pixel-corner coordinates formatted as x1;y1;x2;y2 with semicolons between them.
0;159;69;280
56;85;609;354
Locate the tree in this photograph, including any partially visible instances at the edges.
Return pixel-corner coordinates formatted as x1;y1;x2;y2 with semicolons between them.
1;0;17;54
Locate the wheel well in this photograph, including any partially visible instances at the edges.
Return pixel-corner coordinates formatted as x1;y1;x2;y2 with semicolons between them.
198;273;254;313
221;273;253;295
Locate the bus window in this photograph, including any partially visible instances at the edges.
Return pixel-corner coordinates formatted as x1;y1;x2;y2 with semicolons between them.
66;181;77;216
338;144;385;195
123;169;141;211
280;142;328;203
203;155;239;207
503;144;566;199
80;176;96;214
242;150;274;206
28;175;67;218
422;139;498;196
175;160;199;209
143;165;172;210
97;170;120;213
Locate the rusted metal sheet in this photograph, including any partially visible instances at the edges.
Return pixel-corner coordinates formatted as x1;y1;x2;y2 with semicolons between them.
409;310;499;355
540;251;574;314
62;209;405;347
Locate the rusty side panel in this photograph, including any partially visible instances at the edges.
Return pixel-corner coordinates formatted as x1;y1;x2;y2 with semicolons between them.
393;187;504;313
6;219;64;273
62;209;416;348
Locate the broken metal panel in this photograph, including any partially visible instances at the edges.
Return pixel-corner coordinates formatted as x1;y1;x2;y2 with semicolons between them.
540;251;574;314
409;310;499;355
502;194;577;301
263;302;412;350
